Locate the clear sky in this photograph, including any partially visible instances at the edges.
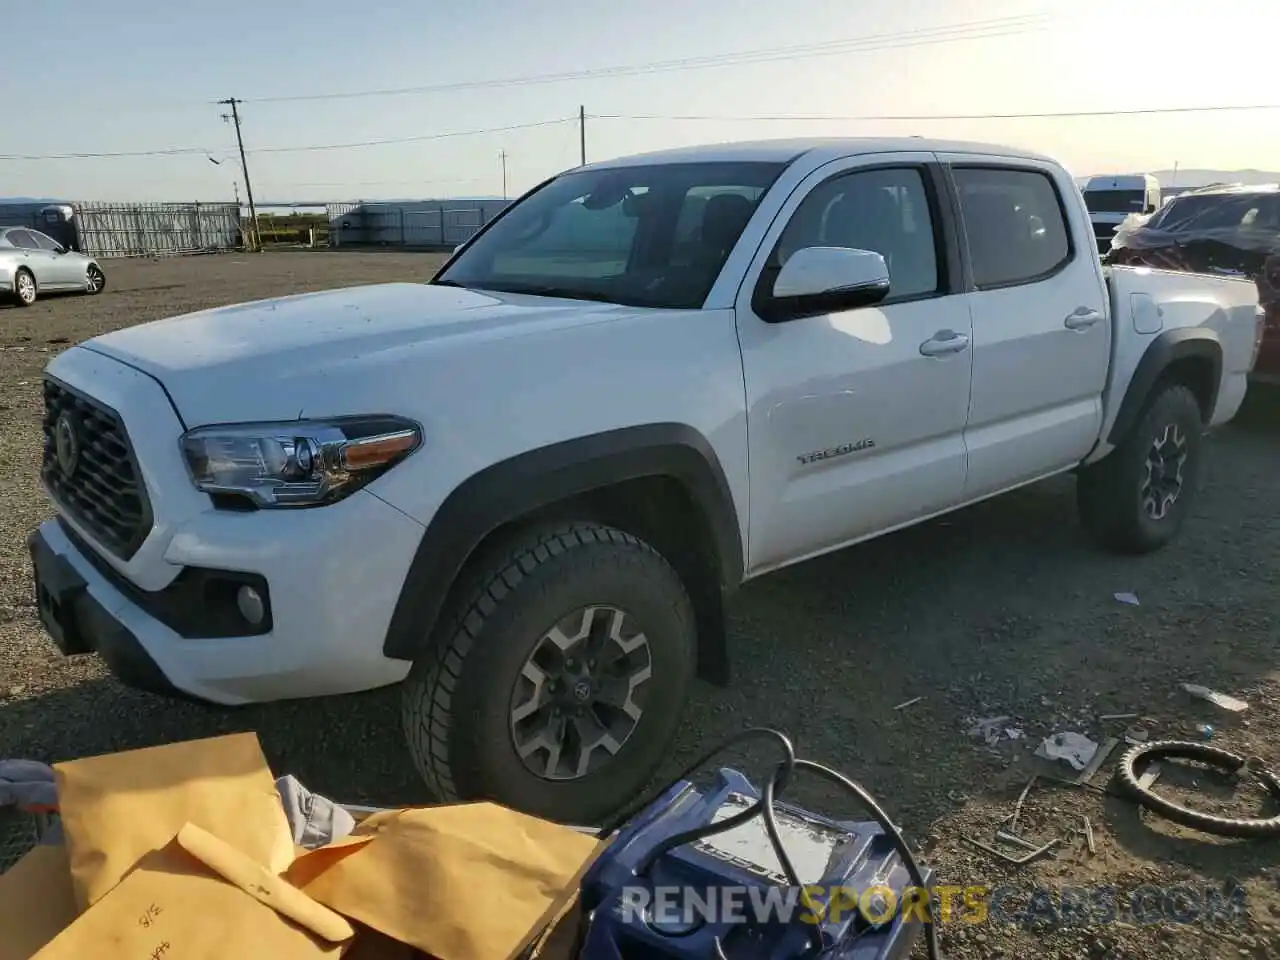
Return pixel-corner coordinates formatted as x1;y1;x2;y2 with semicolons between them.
4;0;1276;203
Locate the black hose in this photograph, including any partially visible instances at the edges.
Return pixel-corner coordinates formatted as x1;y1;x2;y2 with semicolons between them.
779;760;942;960
1115;740;1280;839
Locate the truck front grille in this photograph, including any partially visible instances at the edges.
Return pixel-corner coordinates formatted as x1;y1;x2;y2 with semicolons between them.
41;378;152;560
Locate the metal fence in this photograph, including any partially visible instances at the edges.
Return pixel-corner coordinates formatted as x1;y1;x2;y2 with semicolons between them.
0;200;241;259
327;199;510;249
73;202;241;258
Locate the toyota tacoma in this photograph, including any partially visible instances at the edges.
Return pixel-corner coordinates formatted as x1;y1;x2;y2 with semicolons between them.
28;138;1264;824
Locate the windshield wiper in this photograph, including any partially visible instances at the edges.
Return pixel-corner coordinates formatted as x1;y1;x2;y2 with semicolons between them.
431;278;466;288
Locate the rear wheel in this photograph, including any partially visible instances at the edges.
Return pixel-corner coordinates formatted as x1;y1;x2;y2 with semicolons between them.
401;522;696;824
12;268;36;306
1077;383;1204;554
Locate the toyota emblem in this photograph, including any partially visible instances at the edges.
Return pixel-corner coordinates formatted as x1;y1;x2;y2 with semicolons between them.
54;413;81;478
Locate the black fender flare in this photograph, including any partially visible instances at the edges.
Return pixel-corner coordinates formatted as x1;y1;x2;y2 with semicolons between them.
381;423;744;683
1106;327;1223;446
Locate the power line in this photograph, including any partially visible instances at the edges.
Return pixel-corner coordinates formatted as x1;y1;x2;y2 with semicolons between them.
248;118;575;154
239;14;1051;104
592;103;1280;123
0;117;575;162
0;145;216;160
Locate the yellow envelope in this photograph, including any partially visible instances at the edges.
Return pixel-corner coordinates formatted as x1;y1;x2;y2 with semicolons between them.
33;823;355;960
302;803;603;960
53;732;295;911
0;844;78;960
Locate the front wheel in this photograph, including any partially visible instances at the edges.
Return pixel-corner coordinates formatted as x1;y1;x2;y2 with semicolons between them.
85;264;105;295
401;522;697;824
1077;383;1205;554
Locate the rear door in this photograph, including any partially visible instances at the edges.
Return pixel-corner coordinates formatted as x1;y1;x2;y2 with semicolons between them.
940;156;1111;499
7;229;57;287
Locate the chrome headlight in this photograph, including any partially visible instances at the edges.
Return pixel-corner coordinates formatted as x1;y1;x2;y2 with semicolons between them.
180;416;421;508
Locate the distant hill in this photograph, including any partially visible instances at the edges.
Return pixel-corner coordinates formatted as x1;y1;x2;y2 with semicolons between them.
1149;169;1280;189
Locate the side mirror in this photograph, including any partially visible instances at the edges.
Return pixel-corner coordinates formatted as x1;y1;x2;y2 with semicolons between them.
760;246;891;322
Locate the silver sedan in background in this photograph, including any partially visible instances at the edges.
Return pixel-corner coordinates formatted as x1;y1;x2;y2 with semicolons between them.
0;227;105;306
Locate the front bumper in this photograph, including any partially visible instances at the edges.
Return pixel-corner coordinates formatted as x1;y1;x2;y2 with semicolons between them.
30;346;424;706
29;526;186;700
30;488;422;705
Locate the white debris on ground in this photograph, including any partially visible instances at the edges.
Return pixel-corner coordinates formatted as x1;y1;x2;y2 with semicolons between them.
1034;731;1100;771
968;716;1023;746
1181;683;1249;713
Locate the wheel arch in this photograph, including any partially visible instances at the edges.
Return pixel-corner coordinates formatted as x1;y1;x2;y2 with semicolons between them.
1107;328;1223;446
381;423;744;686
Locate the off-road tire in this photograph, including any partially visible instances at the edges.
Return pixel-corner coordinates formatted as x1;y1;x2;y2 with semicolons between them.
1077;383;1205;554
401;521;696;824
12;268;36;307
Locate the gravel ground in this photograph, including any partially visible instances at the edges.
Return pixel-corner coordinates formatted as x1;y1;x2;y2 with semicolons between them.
2;251;1279;959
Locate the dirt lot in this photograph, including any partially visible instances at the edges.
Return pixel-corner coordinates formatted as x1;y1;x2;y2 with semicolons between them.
2;251;1279;959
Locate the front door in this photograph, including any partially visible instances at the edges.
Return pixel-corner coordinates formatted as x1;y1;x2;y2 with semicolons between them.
734;154;975;574
29;230;80;287
940;157;1112;498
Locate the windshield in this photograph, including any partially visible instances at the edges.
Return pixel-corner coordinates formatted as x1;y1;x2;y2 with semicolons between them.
435;161;786;309
1084;189;1148;214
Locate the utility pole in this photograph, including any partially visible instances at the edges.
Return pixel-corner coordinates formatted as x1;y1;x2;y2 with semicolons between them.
498;150;508;200
578;105;586;166
219;97;261;252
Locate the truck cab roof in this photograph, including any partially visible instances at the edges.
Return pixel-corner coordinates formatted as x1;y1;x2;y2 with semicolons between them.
584;137;1059;170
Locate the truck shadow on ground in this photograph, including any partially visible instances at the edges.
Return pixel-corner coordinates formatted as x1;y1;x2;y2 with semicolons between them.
0;390;1276;878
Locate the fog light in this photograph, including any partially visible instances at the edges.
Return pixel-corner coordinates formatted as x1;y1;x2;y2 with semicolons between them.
236;585;265;626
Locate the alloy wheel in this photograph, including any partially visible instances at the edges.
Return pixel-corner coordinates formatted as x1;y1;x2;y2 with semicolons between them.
1141;423;1188;521
509;605;653;781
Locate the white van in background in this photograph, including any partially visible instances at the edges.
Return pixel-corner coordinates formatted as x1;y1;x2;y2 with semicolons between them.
1082;173;1161;253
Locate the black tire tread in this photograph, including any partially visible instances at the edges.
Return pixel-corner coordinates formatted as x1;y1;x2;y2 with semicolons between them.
402;521;671;804
1077;383;1202;554
1114;740;1280;839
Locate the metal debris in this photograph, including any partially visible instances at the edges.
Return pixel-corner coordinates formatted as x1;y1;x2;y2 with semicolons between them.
995;829;1042;852
964;835;1061;865
1137;763;1162;791
893;696;923;711
1004;776;1038;834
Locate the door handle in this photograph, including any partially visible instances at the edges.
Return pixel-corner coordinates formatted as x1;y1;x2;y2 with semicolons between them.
1064;307;1103;330
919;330;970;357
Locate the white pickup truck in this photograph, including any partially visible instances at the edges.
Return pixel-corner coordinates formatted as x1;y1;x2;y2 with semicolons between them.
28;138;1264;824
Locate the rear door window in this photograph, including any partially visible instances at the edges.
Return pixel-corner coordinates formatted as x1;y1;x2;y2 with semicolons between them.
952;167;1073;289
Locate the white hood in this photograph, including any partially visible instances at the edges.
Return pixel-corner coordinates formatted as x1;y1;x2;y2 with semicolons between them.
81;282;632;423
